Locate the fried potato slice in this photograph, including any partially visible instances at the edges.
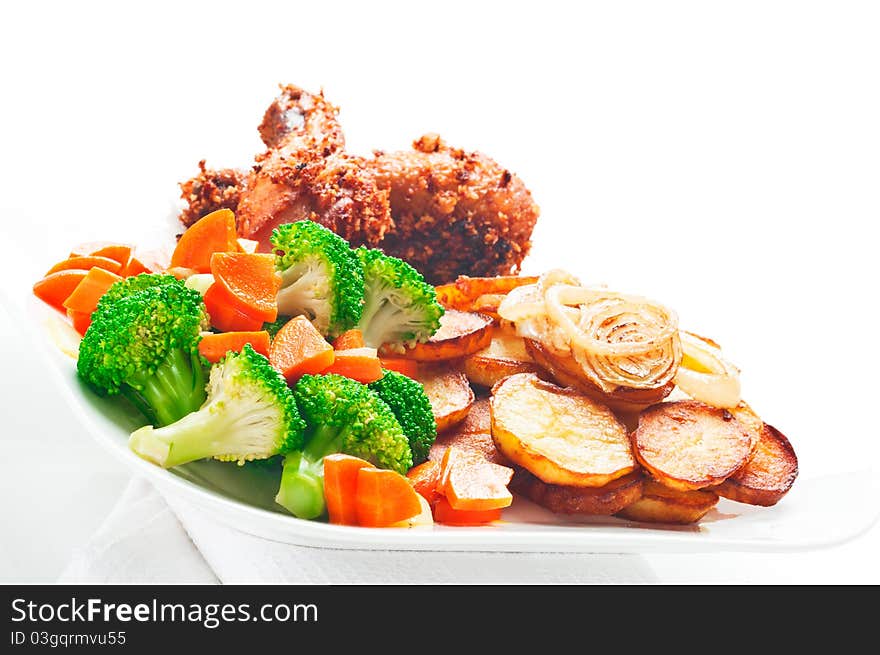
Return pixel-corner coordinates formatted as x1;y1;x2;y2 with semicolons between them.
524;339;674;413
433;283;465;310
632;400;753;491
435;275;539;318
416;367;475;433
711;424;798;506
429;398;509;465
391;310;493;361
511;468;644;515
616;478;719;524
490;373;636;487
451;396;492;435
729;400;763;456
464;327;542;388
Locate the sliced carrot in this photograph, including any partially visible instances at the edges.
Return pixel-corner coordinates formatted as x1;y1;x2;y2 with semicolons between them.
198;331;270;363
439;446;514;512
406;460;442;504
323;454;375;526
268;315;335;383
45;255;123;276
121;256;151;277
171;208;240;274
379;357;419;379
210;251;280;323
67;309;92;336
203;283;266;332
355;467;423;527
62;267;123;314
33;269;89;312
69;241;122;259
89;244;132;268
332;329;365;350
322;347;383;384
433;497;503;526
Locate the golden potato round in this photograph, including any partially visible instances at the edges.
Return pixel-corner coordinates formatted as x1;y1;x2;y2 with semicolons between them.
711;424;798;506
416;367;475;433
511;468;644;515
616;478;719;524
464;328;542;388
389;310;493;361
490;373;635;487
632;400;753;491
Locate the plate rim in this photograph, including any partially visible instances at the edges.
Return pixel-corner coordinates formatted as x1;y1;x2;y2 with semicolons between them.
15;288;880;554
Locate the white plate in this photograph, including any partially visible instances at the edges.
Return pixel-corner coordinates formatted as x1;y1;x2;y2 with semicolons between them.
15;290;880;554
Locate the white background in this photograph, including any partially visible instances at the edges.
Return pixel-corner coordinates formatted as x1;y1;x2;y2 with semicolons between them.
1;1;878;582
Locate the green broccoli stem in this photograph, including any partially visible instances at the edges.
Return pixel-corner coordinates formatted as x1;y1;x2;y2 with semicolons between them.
274;424;348;519
360;296;402;348
126;349;207;427
129;398;238;468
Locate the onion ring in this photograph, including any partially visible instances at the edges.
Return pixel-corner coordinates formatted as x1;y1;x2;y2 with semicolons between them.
673;332;741;408
501;270;682;393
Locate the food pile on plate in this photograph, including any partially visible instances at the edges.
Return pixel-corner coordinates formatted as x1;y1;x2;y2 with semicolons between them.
434;271;798;525
31;83;797;529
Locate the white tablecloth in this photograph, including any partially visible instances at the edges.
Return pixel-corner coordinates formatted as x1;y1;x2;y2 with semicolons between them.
59;478;660;584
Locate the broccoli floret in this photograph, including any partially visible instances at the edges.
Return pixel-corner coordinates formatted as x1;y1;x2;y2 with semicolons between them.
354;246;444;350
369;369;436;465
275;373;413;519
129;345;305;468
77;280;210;427
270;220;364;338
96;273;181;312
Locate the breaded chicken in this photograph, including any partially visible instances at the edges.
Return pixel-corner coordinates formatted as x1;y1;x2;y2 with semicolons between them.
178;161;248;229
236;84;392;248
367;134;539;284
177;84;539;284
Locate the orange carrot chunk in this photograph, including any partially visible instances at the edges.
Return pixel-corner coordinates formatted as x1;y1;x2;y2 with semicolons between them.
67;309;92;336
268;316;335;383
171;209;240;273
70;241;114;258
210;252;280;323
62;267;124;314
121;256;152;277
323;454;375;526
332;329;365;350
406;460;442;504
33;269;89;312
322;347;383;384
203;283;266;333
45;255;123;276
379;357;419;379
355;467;423;527
89;244;132;268
198;331;271;364
433;497;503;526
439;446;514;512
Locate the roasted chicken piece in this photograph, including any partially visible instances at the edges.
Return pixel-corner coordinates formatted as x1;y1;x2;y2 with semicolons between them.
178;84;539;284
367;134;539;284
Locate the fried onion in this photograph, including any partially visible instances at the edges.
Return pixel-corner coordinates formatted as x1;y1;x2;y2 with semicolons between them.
500;271;691;395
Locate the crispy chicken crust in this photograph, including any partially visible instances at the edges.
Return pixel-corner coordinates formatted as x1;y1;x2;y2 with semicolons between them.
367;134;539;284
178;161;248;230
177;85;539;283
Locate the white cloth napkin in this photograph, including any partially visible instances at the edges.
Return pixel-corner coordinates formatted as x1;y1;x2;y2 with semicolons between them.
59;478;660;585
57;478;217;584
